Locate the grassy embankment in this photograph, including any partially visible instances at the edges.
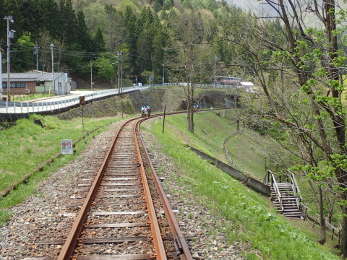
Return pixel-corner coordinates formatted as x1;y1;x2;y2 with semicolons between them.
145;111;338;260
0;114;122;225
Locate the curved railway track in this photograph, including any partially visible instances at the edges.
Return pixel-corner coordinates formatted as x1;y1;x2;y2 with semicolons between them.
56;115;192;260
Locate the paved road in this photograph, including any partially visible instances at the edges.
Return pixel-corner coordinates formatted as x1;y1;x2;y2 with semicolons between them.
0;87;147;115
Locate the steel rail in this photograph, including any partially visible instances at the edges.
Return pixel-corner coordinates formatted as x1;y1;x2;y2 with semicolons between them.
136;118;193;260
57;117;138;259
57;109;225;259
133;122;167;260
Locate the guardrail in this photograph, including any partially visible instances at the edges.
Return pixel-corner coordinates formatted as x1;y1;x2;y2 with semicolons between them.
0;87;144;114
0;82;242;115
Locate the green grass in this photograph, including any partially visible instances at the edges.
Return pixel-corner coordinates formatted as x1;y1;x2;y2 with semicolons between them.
0;114;123;225
11;93;55;102
145;112;339;260
157;110;287;179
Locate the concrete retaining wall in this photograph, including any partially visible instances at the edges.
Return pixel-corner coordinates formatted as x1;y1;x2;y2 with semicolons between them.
188;146;270;196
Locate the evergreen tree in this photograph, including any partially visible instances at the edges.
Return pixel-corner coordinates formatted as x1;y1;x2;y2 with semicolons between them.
152;28;167;82
76;11;92;51
93;28;105;53
123;6;139;78
12;33;35;72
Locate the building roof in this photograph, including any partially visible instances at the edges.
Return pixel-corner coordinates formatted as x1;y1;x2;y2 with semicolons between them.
1;71;67;82
240;81;254;86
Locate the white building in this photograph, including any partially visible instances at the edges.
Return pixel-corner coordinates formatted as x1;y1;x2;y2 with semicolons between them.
0;71;71;95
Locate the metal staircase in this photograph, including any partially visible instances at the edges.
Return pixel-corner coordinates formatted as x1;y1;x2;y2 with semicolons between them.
264;170;305;219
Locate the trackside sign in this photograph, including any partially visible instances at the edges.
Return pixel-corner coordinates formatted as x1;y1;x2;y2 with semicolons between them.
61;139;73;155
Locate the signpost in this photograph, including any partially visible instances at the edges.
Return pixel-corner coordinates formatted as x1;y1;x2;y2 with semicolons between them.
80;96;86;137
61;139;73;155
0;49;2;95
162;105;166;133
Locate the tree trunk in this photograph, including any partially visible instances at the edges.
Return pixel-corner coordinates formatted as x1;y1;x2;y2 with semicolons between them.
341;205;347;257
189;108;194;133
339;179;347;257
187;86;194;133
318;186;326;244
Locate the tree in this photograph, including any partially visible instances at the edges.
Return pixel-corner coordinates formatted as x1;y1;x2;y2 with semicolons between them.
94;54;115;83
228;0;347;251
175;10;211;133
12;33;35;72
93;28;105;53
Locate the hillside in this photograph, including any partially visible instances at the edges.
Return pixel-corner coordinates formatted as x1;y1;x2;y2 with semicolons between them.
143;111;339;259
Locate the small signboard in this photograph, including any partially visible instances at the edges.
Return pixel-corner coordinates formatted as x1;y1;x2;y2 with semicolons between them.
79;96;85;105
61;139;73;155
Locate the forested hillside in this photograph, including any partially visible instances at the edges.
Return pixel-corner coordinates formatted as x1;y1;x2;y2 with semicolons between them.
0;0;247;85
1;0;347;257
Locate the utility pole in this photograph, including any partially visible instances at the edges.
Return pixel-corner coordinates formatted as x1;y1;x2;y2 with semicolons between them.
90;61;93;91
213;55;217;87
120;53;123;93
4;16;14;101
116;52;120;91
34;43;39;70
162;63;165;85
0;48;2;95
50;43;54;95
116;51;123;93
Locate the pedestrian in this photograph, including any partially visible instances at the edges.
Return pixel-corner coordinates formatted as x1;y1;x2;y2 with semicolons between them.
141;105;145;117
147;105;151;118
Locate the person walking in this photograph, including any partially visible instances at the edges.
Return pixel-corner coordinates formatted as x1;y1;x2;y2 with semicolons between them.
147;105;151;118
141;105;145;117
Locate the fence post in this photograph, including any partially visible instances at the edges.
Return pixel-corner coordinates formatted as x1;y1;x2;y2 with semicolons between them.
21;102;23;113
162;105;166;133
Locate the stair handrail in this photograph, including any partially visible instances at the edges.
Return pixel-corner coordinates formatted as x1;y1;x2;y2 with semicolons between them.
288;171;302;201
288;170;304;217
268;170;284;212
264;170;272;185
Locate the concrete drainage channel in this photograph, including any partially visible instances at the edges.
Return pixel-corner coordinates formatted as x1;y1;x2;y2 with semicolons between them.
187;145;271;196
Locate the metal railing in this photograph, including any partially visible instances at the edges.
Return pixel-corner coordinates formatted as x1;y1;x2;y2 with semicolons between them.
288;171;302;210
0;86;146;114
0;82;245;115
265;170;284;212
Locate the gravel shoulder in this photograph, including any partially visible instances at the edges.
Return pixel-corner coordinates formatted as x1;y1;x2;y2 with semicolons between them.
0;119;124;259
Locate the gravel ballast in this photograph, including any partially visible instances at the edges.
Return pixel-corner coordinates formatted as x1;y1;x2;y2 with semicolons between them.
0;117;244;259
0;120;123;259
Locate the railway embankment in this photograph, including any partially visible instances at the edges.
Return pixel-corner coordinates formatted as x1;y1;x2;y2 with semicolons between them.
142;112;339;259
0;102;339;258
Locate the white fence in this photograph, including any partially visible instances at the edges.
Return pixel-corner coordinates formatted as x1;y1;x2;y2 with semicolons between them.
0;87;144;115
0;82;241;115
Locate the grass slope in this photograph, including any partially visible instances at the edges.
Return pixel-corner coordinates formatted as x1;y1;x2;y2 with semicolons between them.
145;112;338;259
0;114;121;225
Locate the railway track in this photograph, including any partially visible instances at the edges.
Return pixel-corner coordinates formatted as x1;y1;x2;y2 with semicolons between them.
56;116;192;259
